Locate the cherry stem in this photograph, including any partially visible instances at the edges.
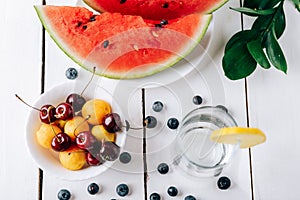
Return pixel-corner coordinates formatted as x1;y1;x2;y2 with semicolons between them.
47;107;61;143
80;66;96;96
15;94;40;111
73;115;91;138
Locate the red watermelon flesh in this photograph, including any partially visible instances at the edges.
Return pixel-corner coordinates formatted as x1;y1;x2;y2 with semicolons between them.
83;0;228;20
34;6;212;79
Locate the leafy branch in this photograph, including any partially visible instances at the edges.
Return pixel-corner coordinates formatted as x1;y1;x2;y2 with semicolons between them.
222;0;300;80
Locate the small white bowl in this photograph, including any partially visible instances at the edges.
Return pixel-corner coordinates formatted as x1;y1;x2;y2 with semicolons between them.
25;81;126;181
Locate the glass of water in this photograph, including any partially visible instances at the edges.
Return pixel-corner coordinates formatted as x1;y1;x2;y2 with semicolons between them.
174;106;238;177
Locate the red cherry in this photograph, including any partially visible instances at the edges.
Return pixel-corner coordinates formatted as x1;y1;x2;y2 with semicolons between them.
86;151;105;166
40;105;56;124
75;131;98;150
55;102;73;120
51;132;71;152
66;93;86;112
102;113;122;133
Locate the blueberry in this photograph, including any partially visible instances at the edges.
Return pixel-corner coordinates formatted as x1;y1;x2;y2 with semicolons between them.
192;95;203;105
217;176;231;190
145;116;157;128
119;152;131;164
185;195;196;200
150;192;161;200
167;118;179;129
167;186;178;197
157;163;169;174
152;101;163;112
87;183;99;195
65;67;78;80
57;189;71;200
116;183;129;197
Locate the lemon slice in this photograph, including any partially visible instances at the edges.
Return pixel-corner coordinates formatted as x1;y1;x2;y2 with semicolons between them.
210;127;266;148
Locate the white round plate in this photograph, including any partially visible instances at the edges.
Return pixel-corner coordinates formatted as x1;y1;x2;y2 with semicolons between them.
25;81;126;181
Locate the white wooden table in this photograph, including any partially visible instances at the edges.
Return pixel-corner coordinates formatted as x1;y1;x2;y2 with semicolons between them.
1;0;299;199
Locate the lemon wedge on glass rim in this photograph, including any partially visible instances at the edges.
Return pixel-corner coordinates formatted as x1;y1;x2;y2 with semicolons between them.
210;127;266;148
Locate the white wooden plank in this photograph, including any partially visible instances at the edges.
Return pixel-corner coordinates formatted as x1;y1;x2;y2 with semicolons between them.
247;3;300;200
0;0;42;199
42;1;145;199
145;0;252;199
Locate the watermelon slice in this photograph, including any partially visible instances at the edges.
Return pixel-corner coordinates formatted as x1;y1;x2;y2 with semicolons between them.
34;6;212;79
83;0;228;20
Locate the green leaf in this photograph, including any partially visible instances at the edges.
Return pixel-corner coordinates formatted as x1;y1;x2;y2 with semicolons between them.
274;3;286;39
291;0;300;11
264;0;282;8
223;43;257;80
247;39;271;69
225;30;257;52
230;7;275;16
252;15;273;34
265;28;287;73
244;0;281;9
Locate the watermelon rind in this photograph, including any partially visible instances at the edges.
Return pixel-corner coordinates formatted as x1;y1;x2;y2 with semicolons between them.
34;6;212;79
83;0;229;20
206;0;229;14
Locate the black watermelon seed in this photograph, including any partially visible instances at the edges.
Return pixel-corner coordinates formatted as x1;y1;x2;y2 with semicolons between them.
162;2;169;8
103;40;109;48
120;0;126;4
77;21;82;27
82;25;87;29
155;24;163;28
89;15;96;22
160;19;168;25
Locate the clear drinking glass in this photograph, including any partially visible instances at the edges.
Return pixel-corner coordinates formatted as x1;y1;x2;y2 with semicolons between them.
174;106;238;177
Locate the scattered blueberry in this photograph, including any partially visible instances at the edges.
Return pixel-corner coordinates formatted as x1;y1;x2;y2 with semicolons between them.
152;101;164;112
150;192;161;200
167;118;179;129
87;183;100;195
167;186;178;197
185;195;196;200
120;0;126;4
116;183;129;197
57;189;71;200
217;176;231;190
145;116;157;128
157;163;169;175
192;95;203;105
65;67;78;80
216;105;228;113
119;152;131;164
